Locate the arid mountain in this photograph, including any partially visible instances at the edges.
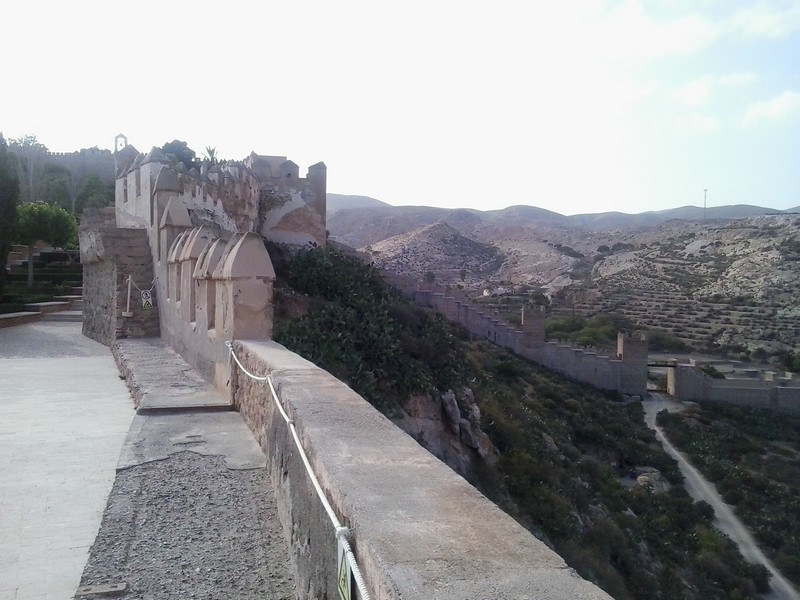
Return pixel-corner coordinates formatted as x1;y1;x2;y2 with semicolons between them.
327;197;800;355
327;193;390;215
368;222;504;285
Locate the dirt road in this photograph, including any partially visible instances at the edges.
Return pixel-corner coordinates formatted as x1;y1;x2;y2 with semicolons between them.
642;394;799;600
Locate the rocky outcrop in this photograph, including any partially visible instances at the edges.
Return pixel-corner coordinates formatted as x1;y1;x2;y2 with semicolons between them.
394;386;498;477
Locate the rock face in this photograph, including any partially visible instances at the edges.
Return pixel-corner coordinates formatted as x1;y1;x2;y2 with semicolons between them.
395;387;498;477
633;467;671;493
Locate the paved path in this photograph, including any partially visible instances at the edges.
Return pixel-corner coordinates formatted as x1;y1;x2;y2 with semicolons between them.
0;324;295;599
643;394;800;600
78;337;295;599
114;339;230;411
0;322;135;600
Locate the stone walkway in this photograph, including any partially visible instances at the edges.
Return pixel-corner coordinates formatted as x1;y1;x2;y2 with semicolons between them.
0;324;296;599
0;322;135;600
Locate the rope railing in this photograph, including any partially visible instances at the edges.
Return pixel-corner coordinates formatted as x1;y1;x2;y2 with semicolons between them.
122;275;157;317
225;341;371;600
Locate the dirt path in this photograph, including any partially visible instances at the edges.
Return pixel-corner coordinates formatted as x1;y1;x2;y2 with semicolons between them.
642;394;799;600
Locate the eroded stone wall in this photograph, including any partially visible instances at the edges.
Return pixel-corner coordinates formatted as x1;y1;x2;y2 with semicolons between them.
82;259;116;345
114;146;326;247
80;222;159;345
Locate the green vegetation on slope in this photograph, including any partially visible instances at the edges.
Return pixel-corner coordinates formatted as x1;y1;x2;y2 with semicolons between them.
658;403;800;587
545;313;633;348
274;246;769;600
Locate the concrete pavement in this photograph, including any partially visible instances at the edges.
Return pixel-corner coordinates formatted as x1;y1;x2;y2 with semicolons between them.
0;322;135;600
0;323;296;599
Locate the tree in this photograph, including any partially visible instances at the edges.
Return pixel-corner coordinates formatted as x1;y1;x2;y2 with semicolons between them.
41;163;72;211
160;140;197;170
8;135;48;203
0;134;21;299
75;175;114;213
16;202;77;286
203;146;219;167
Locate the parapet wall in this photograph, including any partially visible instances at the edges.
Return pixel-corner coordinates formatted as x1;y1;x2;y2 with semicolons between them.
101;142;325;397
155;198;275;398
231;339;612;600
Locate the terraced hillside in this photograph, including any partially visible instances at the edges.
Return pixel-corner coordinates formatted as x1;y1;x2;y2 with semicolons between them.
331;199;800;360
555;215;800;357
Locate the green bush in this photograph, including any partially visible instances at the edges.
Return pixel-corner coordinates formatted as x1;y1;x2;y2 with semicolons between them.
275;246;767;600
659;402;800;587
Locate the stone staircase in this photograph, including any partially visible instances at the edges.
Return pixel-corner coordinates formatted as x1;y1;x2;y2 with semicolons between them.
2;242;83;329
43;287;84;322
0;287;83;329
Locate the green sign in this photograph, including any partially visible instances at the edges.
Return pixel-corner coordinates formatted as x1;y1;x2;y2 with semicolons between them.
337;538;351;600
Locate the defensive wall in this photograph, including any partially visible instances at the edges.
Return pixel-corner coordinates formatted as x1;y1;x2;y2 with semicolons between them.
86;142;327;396
667;363;800;415
47;147;115;185
77;141;612;598
378;266;649;398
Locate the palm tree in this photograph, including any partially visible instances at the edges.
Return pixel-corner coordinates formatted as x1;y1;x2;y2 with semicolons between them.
204;146;218;167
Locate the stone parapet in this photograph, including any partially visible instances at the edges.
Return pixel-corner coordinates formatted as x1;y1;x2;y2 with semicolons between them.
157;224;276;399
232;339;613;600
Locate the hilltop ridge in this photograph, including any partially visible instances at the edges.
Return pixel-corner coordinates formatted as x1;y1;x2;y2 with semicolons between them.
328;195;800;358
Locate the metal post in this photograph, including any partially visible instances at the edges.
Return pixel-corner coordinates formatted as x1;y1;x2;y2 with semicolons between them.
704;188;708;221
122;275;133;317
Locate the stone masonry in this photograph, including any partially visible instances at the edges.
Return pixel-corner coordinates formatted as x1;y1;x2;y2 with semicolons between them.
80;209;159;345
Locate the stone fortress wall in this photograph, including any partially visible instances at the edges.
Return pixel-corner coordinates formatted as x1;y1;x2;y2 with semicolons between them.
667;362;800;415
47;147;116;184
79;208;159;345
78;139;612;599
378;268;649;397
382;252;799;413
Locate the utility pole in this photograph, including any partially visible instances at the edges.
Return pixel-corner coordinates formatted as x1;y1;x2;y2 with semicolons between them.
704;188;708;220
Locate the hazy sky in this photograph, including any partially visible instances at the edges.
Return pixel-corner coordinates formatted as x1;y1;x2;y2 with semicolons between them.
3;1;799;215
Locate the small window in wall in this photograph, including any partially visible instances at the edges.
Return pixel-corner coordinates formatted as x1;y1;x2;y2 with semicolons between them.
188;278;196;323
175;264;181;303
207;281;216;332
123;178;128;203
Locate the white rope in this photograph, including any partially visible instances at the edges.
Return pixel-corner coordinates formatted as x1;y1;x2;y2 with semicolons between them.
227;342;372;600
227;341;268;381
130;276;157;293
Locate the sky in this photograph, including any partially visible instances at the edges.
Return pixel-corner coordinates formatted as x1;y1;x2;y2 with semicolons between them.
3;0;799;216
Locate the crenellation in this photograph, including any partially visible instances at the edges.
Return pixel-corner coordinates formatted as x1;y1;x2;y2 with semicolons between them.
368;269;648;396
83;137;313;398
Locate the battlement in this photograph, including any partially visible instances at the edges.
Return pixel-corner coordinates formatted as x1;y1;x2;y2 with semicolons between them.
115;143;326;247
47;147;112;157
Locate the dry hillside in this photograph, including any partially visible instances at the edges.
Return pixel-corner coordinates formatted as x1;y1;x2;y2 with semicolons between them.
328;197;800;356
